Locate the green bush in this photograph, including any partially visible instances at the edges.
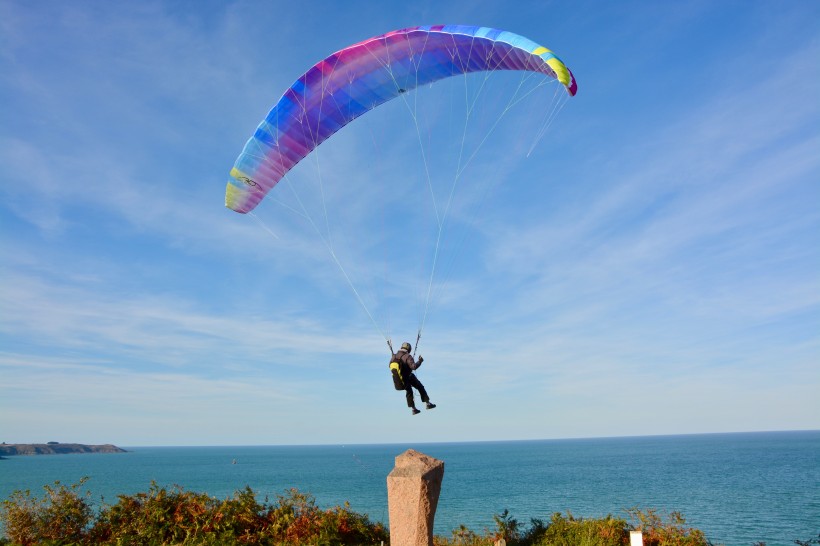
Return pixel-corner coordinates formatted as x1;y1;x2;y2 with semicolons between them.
1;478;93;545
625;507;710;546
434;508;717;546
0;480;736;546
1;480;388;545
531;512;627;546
434;511;626;546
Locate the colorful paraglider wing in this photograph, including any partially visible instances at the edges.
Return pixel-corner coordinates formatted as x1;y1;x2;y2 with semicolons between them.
225;25;577;214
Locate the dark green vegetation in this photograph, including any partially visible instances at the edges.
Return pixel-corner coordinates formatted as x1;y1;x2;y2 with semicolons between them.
2;479;815;545
0;443;126;456
439;508;710;546
0;479;386;545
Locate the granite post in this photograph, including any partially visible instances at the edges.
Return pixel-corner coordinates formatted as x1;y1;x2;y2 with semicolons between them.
387;449;445;546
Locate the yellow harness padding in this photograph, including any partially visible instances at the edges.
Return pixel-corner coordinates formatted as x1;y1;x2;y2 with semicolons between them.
389;362;403;381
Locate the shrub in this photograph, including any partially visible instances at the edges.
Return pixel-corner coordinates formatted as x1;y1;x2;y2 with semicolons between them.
626;508;710;546
527;512;627;546
0;478;93;545
435;508;719;546
0;481;752;546
1;480;388;545
434;511;627;546
91;482;238;544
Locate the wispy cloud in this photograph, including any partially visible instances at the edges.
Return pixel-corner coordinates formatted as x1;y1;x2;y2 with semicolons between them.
479;40;820;333
1;1;817;444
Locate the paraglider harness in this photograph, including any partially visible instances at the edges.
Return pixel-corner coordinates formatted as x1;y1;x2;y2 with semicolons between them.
387;336;419;391
389;358;405;390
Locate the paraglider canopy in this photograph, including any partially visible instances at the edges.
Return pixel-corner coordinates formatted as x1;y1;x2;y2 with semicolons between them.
225;25;577;349
225;25;577;215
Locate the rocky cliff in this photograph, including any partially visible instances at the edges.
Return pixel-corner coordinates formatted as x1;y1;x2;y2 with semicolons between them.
0;443;127;455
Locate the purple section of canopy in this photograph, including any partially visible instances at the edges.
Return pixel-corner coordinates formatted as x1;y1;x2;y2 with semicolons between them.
226;25;576;213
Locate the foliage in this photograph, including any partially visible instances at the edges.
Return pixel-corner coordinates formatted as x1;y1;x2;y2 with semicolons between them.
1;480;388;545
6;480;804;546
492;509;523;543
625;507;710;546
0;478;93;546
530;512;628;546
436;508;714;546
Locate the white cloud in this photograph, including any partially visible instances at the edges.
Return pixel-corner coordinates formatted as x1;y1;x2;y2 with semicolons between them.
1;2;818;445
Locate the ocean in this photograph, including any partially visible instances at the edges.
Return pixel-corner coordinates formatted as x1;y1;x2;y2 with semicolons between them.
1;431;817;545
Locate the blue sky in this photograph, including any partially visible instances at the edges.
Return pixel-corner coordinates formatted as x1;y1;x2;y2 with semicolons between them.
1;0;818;446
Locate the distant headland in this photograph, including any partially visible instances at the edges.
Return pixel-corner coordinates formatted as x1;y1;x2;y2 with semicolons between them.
0;442;127;456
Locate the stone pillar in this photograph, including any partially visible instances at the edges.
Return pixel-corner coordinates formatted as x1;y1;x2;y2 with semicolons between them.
387;449;445;546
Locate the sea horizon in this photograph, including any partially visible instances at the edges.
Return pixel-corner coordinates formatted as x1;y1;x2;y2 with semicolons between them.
30;427;808;450
3;430;818;545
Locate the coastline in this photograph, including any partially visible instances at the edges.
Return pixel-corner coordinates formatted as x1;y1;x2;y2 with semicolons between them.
0;443;127;456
